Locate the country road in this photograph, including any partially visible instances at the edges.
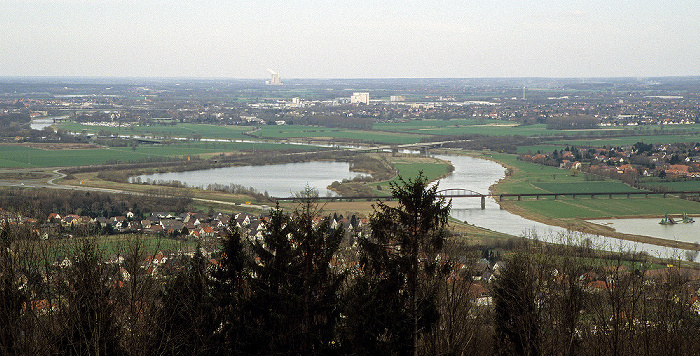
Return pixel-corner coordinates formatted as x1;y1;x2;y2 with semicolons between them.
0;167;272;211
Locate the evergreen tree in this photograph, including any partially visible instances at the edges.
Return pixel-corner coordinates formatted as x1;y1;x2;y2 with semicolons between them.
357;172;451;355
157;243;217;355
211;220;251;353
57;238;123;355
0;223;28;355
244;197;346;354
493;245;540;356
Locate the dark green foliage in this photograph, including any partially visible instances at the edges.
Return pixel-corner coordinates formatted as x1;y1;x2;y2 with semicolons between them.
156;244;218;355
211;224;249;353
0;223;29;355
56;238;123;355
493;249;540;356
357;171;451;354
242;201;346;354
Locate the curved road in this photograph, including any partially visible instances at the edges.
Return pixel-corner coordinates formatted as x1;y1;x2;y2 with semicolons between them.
0;167;271;211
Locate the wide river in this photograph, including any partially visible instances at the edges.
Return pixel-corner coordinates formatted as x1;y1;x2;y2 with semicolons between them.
134;152;696;260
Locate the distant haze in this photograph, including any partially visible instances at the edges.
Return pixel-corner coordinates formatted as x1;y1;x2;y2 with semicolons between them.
2;1;699;78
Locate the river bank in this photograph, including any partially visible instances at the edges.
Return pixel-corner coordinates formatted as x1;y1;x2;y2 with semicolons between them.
434;149;700;251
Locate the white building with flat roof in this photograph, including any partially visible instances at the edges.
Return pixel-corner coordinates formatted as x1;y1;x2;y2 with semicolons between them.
350;92;369;105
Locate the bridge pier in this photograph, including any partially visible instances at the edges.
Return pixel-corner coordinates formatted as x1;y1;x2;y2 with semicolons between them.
572;194;576;199
609;194;613;199
554;195;557;200
517;195;521;201
480;196;485;210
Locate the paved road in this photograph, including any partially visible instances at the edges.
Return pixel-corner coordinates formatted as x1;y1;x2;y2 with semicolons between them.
0;167;272;211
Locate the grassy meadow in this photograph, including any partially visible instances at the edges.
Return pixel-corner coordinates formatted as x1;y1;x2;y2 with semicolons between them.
480;151;700;220
59;122;254;140
254;125;429;144
0;141;320;168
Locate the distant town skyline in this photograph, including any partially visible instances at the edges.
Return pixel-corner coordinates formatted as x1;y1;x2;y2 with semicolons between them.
2;1;699;79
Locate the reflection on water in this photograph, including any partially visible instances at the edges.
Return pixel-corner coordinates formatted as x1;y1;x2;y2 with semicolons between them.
588;218;700;245
433;154;693;261
133;151;695;260
435;154;568;236
131;161;369;198
30;118;55;131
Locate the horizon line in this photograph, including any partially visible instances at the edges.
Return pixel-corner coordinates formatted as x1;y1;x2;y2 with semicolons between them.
2;75;700;81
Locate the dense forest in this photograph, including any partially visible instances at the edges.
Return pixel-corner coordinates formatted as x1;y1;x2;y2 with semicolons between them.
2;175;700;355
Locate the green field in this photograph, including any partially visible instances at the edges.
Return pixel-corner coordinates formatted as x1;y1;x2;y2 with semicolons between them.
59;122;254;140
40;234;198;257
639;180;700;191
480;151;700;219
372;158;453;194
512;197;700;219
255;125;429;144
551;134;700;148
375;120;700;139
0;141;319;168
60;122;431;145
531;182;639;194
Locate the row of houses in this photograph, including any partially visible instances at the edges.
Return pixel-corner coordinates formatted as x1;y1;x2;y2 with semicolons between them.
40;209;371;241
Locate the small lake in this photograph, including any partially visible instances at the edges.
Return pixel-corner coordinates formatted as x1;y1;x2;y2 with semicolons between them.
30;118;58;131
588;218;700;245
131;161;369;197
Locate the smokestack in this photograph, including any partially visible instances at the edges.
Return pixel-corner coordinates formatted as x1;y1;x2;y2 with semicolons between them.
266;69;282;85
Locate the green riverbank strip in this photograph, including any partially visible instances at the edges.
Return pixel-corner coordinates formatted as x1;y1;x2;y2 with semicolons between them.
463;150;700;219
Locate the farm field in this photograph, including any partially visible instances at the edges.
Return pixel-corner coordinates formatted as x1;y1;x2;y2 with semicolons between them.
530;181;639;194
480;151;700;220
254;125;429;144
376;119;700;138
483;152;613;195
35;234;199;257
376;121;559;136
59;122;254;140
550;134;700;148
0;141;319;168
640;180;700;191
510;196;700;219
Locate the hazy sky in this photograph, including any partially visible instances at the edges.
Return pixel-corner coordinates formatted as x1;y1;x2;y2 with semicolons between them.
2;0;699;79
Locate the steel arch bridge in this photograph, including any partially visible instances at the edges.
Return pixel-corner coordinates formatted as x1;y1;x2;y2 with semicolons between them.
437;188;488;209
437;188;485;197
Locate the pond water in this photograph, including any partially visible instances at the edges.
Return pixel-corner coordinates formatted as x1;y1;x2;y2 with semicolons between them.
30;118;60;131
130;161;369;197
587;218;700;245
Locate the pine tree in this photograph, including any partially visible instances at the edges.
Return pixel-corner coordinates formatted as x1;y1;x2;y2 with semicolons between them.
493;246;540;356
357;172;451;355
243;197;346;354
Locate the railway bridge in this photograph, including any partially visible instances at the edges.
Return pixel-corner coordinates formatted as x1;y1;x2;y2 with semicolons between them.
275;189;700;210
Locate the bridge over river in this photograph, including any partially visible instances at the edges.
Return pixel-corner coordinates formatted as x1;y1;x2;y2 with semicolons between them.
275;189;700;210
